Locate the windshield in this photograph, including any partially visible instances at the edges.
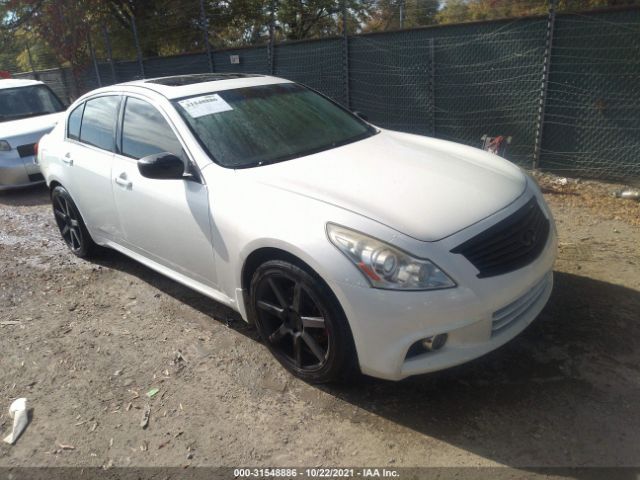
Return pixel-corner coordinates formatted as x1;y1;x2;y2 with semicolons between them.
0;84;65;123
173;83;375;168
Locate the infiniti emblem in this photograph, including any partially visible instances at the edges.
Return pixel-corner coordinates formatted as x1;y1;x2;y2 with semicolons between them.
521;229;536;247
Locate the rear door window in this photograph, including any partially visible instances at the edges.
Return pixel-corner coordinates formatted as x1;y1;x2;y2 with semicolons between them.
67;103;84;140
79;96;119;152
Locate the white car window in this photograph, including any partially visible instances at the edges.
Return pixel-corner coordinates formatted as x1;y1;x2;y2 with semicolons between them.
67;103;84;140
121;97;184;161
79;96;119;152
0;84;64;123
173;83;374;168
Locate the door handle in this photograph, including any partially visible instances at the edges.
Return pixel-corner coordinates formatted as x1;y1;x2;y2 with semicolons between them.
114;173;132;189
62;153;73;166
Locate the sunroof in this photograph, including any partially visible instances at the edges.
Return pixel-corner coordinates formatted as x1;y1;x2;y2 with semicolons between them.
145;73;262;86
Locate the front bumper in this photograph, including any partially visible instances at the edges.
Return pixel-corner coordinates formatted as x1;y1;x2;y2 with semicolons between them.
331;191;558;381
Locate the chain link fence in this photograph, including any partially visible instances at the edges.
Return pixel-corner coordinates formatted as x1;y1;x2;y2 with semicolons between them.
5;5;640;181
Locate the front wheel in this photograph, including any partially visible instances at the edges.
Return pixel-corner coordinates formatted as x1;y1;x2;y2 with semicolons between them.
250;260;357;383
51;186;97;258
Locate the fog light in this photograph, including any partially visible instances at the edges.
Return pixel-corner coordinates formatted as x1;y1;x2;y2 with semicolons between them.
422;333;448;351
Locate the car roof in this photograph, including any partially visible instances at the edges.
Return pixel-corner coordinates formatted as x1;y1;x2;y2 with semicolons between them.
0;78;44;90
115;73;293;100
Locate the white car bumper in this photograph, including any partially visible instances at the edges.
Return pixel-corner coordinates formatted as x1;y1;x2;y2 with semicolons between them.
331;197;557;381
0;147;43;190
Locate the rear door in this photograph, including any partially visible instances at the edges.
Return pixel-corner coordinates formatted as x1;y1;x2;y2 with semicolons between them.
111;95;217;288
62;95;121;240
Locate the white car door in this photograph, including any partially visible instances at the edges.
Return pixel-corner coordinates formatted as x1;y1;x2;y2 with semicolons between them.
110;95;217;288
62;95;121;240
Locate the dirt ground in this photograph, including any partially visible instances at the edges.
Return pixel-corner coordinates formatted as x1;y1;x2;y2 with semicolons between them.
0;173;639;473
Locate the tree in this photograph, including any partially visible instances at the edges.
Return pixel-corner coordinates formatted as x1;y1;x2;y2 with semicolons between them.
364;0;439;31
1;0;96;68
436;0;640;24
277;0;342;40
435;0;469;24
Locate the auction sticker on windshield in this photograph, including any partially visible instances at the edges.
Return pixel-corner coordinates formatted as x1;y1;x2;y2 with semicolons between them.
178;94;233;118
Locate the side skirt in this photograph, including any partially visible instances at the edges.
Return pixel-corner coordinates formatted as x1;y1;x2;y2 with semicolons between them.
101;239;238;313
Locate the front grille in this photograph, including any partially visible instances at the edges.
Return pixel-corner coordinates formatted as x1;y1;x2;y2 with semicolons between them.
451;197;550;278
492;273;551;335
17;143;36;158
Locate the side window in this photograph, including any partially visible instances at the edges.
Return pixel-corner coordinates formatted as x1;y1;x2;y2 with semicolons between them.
67;103;84;140
121;97;184;160
79;96;119;152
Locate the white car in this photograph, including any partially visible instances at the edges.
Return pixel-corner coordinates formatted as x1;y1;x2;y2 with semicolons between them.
37;74;557;383
0;79;65;190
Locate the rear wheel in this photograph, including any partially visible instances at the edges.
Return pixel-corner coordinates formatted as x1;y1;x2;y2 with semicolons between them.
250;260;357;383
51;186;97;258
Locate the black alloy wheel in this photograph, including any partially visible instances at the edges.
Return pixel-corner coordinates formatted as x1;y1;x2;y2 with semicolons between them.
51;186;97;258
250;260;357;383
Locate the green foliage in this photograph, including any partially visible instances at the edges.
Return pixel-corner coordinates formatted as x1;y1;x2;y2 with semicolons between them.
1;0;639;72
436;0;640;24
364;0;439;31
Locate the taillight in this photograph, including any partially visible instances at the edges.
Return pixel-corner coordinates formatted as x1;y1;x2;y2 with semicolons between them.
33;142;39;164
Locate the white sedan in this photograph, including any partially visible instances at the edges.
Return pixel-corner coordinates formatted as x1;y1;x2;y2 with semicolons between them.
0;79;65;189
37;74;557;383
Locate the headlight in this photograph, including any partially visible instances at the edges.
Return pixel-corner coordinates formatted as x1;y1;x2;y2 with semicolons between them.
0;140;11;151
327;223;456;291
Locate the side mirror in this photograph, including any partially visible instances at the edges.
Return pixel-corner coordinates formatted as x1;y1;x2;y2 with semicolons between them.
353;110;368;121
138;153;185;180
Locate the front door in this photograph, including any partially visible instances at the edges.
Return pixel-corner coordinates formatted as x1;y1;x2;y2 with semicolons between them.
111;96;217;288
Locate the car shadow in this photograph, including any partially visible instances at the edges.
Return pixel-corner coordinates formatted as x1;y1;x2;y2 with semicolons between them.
86;250;640;470
91;248;257;340
318;271;640;470
0;183;49;206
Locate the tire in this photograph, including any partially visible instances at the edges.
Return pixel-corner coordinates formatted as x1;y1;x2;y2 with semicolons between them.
249;259;358;384
51;186;98;258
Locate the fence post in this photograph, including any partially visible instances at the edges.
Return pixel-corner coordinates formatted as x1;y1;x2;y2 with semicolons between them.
130;14;146;78
268;0;276;75
25;41;39;80
533;0;557;170
429;37;436;136
102;26;117;84
341;0;350;109
199;0;214;72
87;31;102;87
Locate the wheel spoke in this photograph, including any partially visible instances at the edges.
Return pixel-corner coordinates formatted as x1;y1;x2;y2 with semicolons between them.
257;300;285;319
301;332;326;362
258;300;284;316
62;198;70;216
268;278;288;308
70;229;81;249
55;197;66;214
293;334;303;367
69;219;79;228
61;225;70;237
292;282;302;312
268;324;288;343
53;208;66;220
301;316;325;329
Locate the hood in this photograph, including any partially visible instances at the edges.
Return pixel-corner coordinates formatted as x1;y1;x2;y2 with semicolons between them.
241;130;527;242
0;112;64;139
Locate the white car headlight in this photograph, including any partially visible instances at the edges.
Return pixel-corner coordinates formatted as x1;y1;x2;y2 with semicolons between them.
327;223;456;291
0;140;11;151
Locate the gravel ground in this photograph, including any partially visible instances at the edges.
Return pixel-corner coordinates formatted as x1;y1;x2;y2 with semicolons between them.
0;175;639;472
